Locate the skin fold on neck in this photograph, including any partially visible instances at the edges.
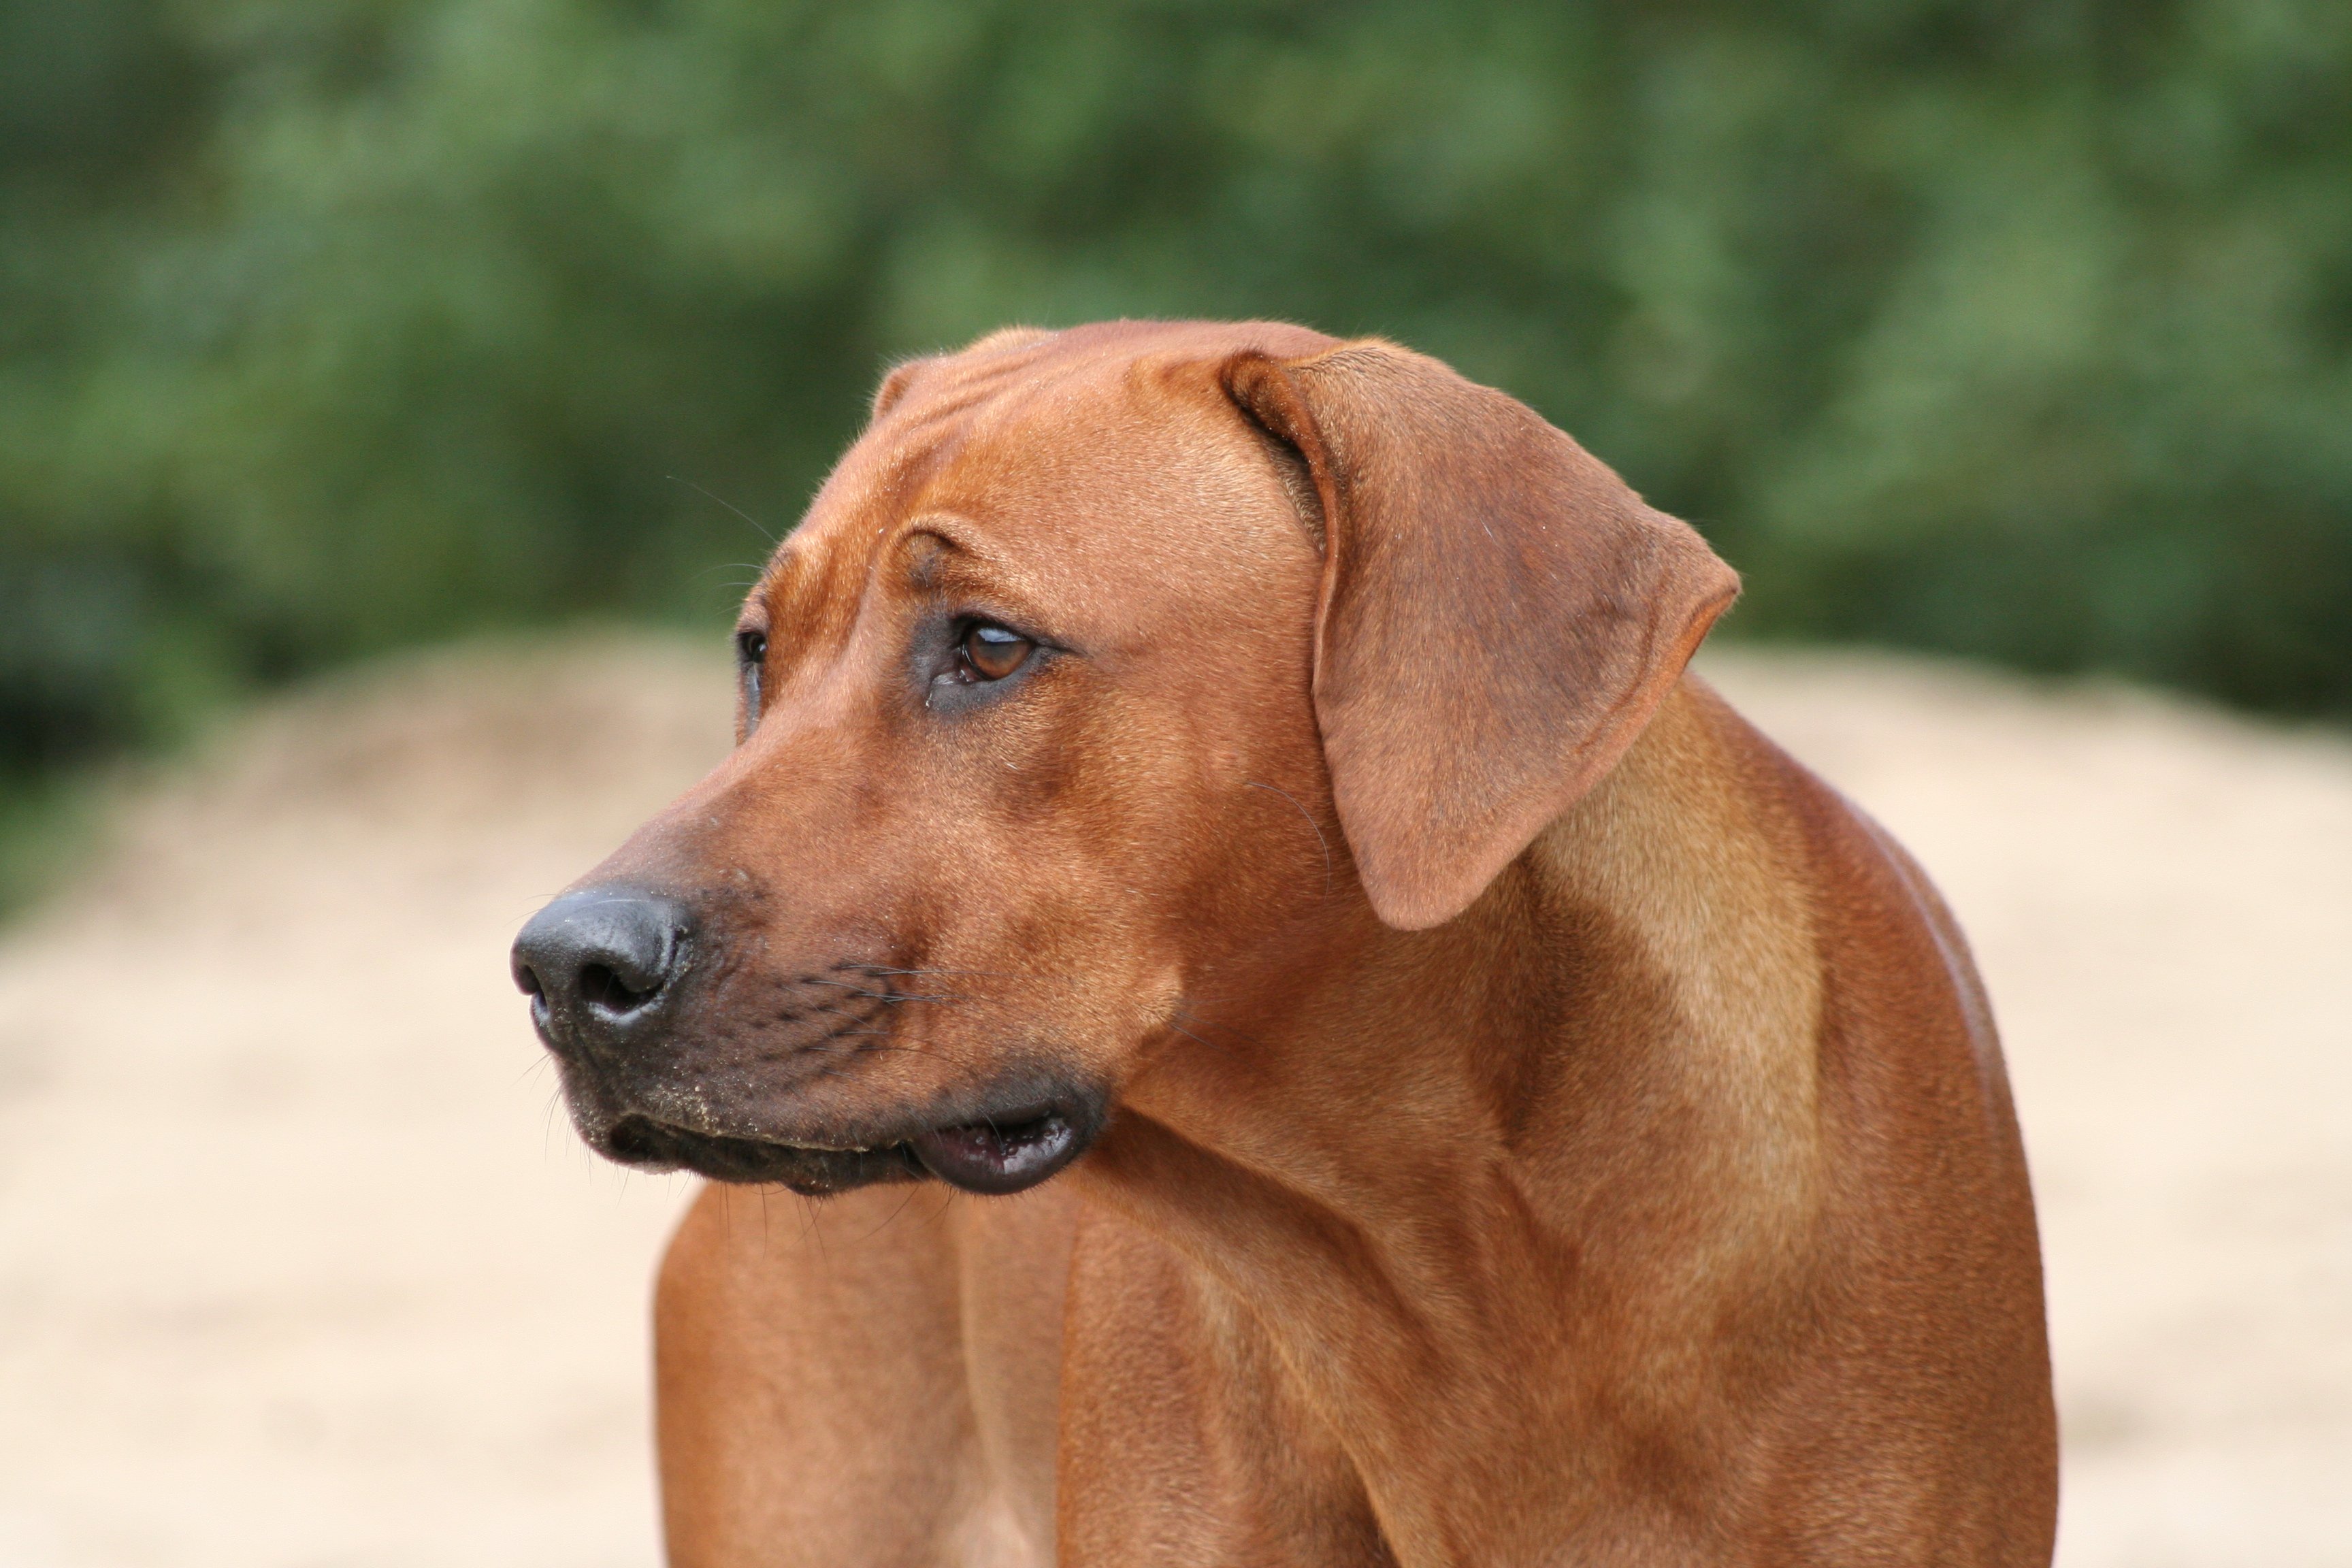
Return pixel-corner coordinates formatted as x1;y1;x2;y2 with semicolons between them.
1073;677;1833;1565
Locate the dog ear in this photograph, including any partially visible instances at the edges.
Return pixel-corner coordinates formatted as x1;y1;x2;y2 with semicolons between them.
873;329;1056;421
870;356;935;420
1223;341;1740;930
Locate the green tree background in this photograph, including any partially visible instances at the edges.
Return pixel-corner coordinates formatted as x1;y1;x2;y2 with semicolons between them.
4;0;2349;891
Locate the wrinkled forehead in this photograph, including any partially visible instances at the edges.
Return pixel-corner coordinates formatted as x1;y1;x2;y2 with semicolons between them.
755;323;1333;638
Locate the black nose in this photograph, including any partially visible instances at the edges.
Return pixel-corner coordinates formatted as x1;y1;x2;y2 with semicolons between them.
511;887;696;1051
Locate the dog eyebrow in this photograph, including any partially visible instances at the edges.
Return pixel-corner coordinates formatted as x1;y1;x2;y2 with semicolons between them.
897;515;986;560
751;549;806;618
899;527;959;591
893;517;1027;598
889;520;1066;640
753;544;870;658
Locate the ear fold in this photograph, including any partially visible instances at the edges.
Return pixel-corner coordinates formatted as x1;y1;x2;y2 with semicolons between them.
1223;341;1740;930
872;328;1058;421
870;356;936;420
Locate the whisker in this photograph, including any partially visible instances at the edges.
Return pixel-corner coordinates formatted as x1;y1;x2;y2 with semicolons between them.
1245;780;1333;899
754;1038;933;1064
800;977;960;1004
802;1190;828;1259
1165;1017;1244;1061
852;1183;927;1245
853;964;1083;987
667;474;779;544
804;1000;890;1024
1175;1004;1271;1054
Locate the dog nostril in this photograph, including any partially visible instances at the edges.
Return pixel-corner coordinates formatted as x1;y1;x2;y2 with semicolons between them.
580;962;655;1013
512;886;696;1040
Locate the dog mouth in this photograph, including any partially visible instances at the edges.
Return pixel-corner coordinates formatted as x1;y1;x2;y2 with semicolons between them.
603;1116;921;1194
600;1099;1100;1197
904;1107;1092;1194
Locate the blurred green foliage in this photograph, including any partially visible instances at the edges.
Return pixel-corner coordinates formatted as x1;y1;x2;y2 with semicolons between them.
4;0;2349;825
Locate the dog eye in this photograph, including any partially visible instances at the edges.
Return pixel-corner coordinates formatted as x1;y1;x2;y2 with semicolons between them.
958;623;1033;683
735;627;767;730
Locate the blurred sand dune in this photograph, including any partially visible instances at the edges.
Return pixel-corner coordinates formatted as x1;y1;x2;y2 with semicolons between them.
0;635;2345;1567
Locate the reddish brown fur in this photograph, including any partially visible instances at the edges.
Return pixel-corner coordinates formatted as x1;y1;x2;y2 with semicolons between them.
556;321;2055;1565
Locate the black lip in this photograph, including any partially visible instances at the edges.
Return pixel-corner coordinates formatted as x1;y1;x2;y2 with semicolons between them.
602;1115;924;1196
593;1079;1109;1198
909;1104;1092;1194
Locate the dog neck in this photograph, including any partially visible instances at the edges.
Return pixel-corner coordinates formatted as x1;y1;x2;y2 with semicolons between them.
1075;676;1830;1561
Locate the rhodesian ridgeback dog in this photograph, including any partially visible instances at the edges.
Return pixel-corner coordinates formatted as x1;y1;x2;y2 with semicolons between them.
512;320;2057;1566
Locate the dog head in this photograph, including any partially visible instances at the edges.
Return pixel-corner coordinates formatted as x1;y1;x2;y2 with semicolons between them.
512;321;1735;1195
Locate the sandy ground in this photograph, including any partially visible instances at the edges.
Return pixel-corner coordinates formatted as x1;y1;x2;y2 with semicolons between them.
0;633;2344;1567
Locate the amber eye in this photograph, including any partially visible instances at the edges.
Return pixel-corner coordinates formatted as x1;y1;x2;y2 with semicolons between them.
960;622;1033;682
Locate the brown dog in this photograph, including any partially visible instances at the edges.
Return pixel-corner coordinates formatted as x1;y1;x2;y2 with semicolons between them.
512;321;2057;1566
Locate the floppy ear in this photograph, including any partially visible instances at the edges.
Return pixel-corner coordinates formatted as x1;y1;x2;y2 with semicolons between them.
1223;340;1740;930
